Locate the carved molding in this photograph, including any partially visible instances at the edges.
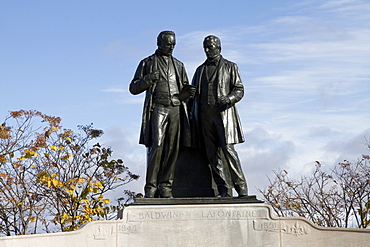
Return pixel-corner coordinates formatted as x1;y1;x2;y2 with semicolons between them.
253;220;311;236
281;221;311;236
92;225;111;240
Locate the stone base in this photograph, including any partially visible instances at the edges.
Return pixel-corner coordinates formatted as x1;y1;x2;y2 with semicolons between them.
118;202;370;247
1;202;370;247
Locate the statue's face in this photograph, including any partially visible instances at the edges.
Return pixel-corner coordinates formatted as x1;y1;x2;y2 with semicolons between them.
203;40;220;60
158;35;176;56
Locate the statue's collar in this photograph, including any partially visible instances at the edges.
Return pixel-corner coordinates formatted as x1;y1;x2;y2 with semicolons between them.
206;55;221;66
155;49;172;58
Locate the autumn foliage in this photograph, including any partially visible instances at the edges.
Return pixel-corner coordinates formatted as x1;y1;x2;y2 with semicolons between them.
0;110;139;235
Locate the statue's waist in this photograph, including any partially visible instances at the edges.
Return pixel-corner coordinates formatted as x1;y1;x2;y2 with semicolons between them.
152;93;180;106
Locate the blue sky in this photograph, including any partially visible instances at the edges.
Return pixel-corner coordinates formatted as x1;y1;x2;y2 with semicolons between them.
1;0;370;197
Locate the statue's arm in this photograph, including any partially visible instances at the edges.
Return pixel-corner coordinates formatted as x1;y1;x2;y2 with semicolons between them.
227;63;244;105
181;63;190;86
129;60;153;95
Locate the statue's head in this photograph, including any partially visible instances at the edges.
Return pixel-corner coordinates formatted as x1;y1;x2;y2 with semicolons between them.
203;35;221;60
157;31;176;56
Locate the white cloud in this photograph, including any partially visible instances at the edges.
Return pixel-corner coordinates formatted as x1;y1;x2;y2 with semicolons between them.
320;0;370;12
102;87;127;93
100;124;147;194
236;127;296;194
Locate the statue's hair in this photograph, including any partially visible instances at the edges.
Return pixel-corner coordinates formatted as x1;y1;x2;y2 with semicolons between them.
203;35;221;49
157;31;175;44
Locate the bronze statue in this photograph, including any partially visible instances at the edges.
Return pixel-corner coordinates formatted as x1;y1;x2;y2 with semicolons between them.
129;31;195;198
190;35;248;197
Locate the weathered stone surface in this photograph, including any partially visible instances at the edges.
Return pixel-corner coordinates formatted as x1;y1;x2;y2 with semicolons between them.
0;202;369;247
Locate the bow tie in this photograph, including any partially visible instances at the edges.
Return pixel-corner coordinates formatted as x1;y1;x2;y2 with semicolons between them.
206;60;217;66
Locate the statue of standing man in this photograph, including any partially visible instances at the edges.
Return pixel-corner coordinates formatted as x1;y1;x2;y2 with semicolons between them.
129;31;195;198
190;35;248;197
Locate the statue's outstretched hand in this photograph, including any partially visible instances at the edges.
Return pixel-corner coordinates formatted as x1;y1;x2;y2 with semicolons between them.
179;85;196;101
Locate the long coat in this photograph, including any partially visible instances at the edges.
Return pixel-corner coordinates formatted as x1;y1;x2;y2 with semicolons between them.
190;56;245;146
129;52;191;147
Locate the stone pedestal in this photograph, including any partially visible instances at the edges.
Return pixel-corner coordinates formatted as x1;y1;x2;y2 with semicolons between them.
1;200;370;247
122;198;275;247
118;200;370;247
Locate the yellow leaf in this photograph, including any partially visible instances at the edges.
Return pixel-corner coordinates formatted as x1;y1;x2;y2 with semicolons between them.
29;217;36;222
94;181;103;188
0;155;6;164
61;155;69;160
81;199;89;204
102;199;111;204
52;178;60;187
60;212;70;224
25;149;38;158
96;207;104;214
50;145;57;151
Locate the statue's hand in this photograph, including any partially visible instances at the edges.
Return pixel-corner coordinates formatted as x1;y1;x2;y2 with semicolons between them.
187;87;196;98
179;85;196;101
145;71;160;84
218;96;231;105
